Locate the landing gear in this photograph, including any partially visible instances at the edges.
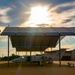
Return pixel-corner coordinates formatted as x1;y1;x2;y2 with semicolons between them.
48;60;53;64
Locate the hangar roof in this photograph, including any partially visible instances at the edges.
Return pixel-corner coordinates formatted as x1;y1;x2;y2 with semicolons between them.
1;27;75;51
1;27;75;36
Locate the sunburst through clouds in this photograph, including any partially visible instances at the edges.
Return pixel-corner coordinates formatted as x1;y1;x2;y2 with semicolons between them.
21;6;54;27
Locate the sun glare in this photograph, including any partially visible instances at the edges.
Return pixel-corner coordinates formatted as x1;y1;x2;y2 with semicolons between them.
30;6;49;23
21;6;54;27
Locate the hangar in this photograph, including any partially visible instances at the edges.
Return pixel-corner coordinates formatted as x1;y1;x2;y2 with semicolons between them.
1;27;75;67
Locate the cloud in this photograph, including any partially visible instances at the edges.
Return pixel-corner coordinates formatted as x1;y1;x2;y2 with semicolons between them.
55;36;75;51
49;2;75;27
62;19;72;23
56;6;75;13
70;15;75;19
0;50;15;57
0;7;11;15
0;7;11;23
0;36;7;42
51;1;75;11
0;15;11;23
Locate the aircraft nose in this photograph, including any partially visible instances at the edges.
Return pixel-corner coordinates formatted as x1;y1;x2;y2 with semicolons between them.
12;59;17;62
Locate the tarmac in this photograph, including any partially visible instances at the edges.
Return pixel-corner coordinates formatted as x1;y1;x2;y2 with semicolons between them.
0;61;75;75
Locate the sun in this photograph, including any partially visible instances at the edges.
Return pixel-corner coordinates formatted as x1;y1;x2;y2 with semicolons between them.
21;6;54;27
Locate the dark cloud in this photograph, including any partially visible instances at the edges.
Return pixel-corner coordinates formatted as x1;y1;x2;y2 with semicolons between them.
62;19;72;23
51;0;74;5
38;0;75;6
56;6;75;13
70;15;75;18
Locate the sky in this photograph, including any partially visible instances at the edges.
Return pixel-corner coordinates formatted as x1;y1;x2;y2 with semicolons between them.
0;0;75;57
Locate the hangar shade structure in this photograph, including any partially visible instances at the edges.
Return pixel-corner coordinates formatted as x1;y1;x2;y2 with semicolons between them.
1;27;75;51
1;27;69;51
1;27;75;67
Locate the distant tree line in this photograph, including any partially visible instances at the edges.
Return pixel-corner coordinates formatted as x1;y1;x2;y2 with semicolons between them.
1;54;20;61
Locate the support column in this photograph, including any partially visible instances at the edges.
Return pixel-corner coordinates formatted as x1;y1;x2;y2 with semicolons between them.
15;51;17;55
59;34;61;67
30;34;32;62
25;51;27;55
8;35;9;67
30;51;31;58
51;47;52;55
